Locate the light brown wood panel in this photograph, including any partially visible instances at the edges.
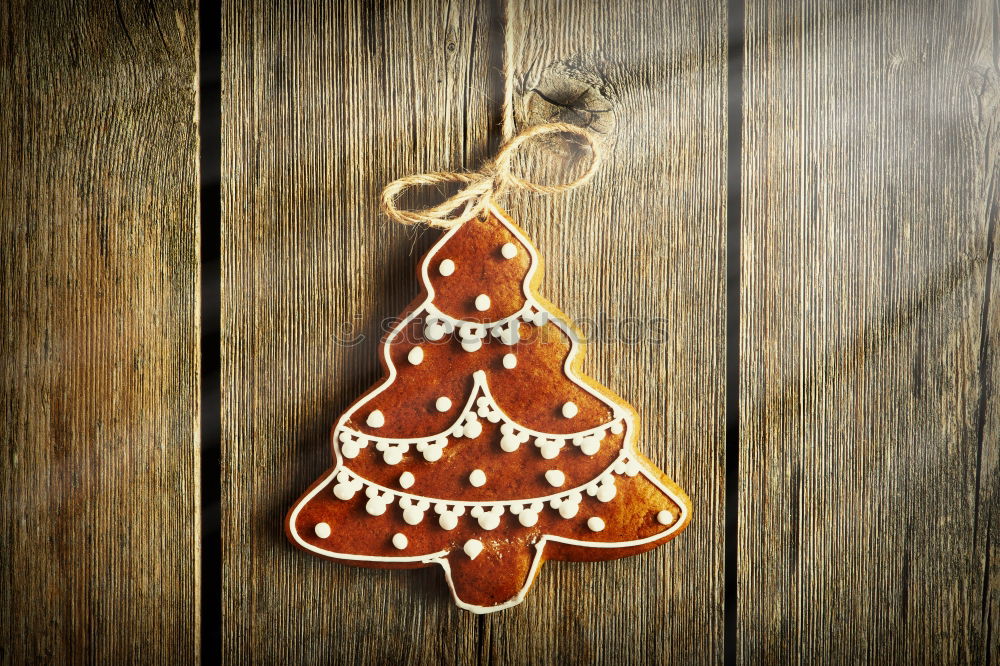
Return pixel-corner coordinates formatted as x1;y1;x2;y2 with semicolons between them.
222;0;726;662
482;1;727;664
740;0;998;662
221;1;498;661
0;1;200;662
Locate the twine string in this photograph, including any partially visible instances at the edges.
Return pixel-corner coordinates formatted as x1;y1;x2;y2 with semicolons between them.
500;0;515;143
380;122;602;229
381;2;601;229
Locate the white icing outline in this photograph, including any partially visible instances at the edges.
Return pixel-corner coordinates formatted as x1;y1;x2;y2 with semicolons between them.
287;203;690;613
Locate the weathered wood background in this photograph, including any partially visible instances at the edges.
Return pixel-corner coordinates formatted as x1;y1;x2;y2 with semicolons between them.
221;0;727;662
2;0;997;663
741;0;998;663
0;0;200;662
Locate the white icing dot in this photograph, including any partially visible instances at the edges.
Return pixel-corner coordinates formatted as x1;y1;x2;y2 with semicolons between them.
366;410;385;428
463;420;483;439
545;470;566;487
403;506;424;525
500;326;520;345
597;484;617;503
580;436;601;456
399;471;415;489
500;434;521;452
439;512;459;530
475;294;491;311
425;322;446;341
657;509;675;525
477;513;501;530
587;517;606;532
314;522;331;539
439;259;455;276
365;497;387;516
502;353;517;369
469;469;487;487
610;421;624;435
461;338;482;353
407;346;424;365
464;539;484;560
392;533;408;549
518;510;539;527
539;440;562;459
501;242;518;259
558;502;579;519
562;402;579;418
435;396;452;412
333;483;356;501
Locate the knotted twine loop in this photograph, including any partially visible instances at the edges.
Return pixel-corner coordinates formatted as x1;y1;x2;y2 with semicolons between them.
380;122;603;229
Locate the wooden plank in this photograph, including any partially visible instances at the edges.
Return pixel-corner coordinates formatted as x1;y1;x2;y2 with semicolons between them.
221;1;497;661
740;0;998;662
481;1;728;663
0;1;200;662
222;0;726;662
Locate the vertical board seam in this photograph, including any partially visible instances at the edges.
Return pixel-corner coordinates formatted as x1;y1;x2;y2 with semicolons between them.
725;0;745;664
199;0;223;662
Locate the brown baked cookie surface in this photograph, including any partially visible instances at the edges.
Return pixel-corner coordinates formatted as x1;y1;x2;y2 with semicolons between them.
286;205;692;613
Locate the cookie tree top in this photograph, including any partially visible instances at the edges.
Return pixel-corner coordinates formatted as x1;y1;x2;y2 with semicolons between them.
286;124;691;614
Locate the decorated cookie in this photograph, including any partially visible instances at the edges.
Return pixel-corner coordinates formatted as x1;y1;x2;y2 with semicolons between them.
285;204;691;613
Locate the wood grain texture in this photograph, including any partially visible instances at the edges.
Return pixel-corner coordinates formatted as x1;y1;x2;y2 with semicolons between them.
484;1;727;663
0;1;200;663
221;1;496;662
222;0;725;663
740;1;999;663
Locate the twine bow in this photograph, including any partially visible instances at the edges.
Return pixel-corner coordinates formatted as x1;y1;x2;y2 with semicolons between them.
380;122;603;229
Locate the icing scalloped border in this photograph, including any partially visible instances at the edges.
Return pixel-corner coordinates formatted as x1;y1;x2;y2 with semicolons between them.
288;460;689;613
330;449;636;509
338;370;624;465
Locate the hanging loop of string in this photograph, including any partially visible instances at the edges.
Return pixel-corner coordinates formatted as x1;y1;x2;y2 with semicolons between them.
380;122;603;229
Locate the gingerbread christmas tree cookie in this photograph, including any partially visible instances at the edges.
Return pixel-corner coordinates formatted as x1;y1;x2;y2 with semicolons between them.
286;203;691;613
